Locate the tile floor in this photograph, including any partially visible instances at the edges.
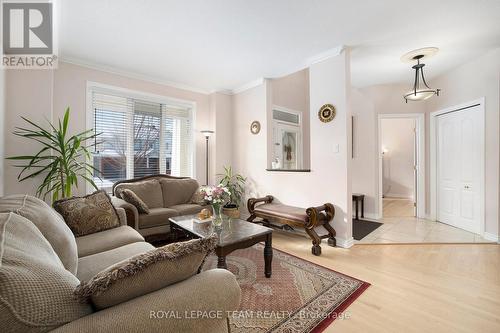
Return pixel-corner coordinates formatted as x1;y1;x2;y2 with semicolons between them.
354;197;493;244
356;217;493;244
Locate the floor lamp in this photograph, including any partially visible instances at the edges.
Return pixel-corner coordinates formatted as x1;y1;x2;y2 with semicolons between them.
201;130;214;185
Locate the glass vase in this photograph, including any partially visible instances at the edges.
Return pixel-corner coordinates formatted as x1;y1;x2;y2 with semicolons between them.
211;203;223;226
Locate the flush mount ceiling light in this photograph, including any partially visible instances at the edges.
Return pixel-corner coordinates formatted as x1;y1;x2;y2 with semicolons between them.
402;47;440;103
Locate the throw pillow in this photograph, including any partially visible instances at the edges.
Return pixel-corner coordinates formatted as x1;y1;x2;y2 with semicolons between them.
120;188;150;214
0;213;93;332
74;234;218;310
53;190;121;237
190;187;207;205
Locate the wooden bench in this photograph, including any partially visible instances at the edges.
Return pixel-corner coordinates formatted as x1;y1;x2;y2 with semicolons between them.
247;195;336;256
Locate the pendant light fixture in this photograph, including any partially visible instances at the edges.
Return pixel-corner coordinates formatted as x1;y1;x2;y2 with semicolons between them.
402;47;440;103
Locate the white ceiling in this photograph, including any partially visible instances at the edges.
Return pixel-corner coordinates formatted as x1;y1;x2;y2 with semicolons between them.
59;0;500;93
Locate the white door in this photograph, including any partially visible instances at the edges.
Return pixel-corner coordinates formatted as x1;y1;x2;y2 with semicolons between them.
437;106;481;233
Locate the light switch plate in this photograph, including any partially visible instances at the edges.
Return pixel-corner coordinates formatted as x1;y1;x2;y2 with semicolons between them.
333;144;340;153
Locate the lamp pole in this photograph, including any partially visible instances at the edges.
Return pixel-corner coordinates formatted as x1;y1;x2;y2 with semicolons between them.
200;130;214;185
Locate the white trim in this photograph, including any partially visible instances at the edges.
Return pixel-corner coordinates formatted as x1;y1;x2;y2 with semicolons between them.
61;58;210;95
63;45;345;96
356;213;379;222
305;45;345;66
231;78;265;95
229;45;345;95
336;237;354;248
429;97;485;236
377;113;425;219
483;232;499;243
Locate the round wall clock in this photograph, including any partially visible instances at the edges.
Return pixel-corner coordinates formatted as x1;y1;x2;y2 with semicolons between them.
318;104;336;123
250;121;261;134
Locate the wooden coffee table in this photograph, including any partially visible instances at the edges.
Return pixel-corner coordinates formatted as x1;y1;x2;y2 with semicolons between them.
169;215;273;278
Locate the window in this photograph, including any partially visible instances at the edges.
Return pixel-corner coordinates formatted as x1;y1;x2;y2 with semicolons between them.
89;85;194;191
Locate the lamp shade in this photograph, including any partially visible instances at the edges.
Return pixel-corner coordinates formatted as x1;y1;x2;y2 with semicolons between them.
201;130;214;138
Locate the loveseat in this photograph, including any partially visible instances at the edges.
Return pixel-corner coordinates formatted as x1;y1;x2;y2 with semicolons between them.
112;175;205;236
0;195;241;333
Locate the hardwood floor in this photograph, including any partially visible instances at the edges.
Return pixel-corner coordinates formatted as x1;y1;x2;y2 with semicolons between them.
271;231;500;333
383;197;415;217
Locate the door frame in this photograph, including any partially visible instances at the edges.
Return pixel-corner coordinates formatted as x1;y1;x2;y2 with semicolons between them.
377;113;425;219
429;97;485;235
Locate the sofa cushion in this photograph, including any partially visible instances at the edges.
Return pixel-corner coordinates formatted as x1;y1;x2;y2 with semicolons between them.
77;242;155;282
76;226;145;258
0;195;79;274
53;191;121;237
138;207;179;229
170;203;204;216
74;234;218;310
120;189;150;214
115;179;163;209
190;187;207;205
0;213;93;332
160;178;200;207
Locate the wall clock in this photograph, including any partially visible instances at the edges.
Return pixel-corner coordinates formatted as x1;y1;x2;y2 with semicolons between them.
250;121;261;134
318;104;336;123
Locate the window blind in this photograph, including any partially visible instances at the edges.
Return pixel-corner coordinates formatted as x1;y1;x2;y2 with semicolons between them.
91;89;193;191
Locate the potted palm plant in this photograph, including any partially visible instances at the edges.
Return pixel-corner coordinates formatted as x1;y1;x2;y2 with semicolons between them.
217;166;246;219
7;107;100;202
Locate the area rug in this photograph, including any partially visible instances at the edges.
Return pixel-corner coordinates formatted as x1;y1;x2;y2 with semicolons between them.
203;244;370;332
353;219;383;240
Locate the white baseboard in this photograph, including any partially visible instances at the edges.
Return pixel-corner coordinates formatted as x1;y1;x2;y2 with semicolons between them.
336;237;354;248
483;232;499;242
355;213;379;221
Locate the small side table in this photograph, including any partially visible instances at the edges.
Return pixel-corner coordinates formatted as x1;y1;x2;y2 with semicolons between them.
352;193;365;220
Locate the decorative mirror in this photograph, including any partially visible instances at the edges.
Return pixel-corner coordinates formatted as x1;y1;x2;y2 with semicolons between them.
318;104;336;123
250;121;261;134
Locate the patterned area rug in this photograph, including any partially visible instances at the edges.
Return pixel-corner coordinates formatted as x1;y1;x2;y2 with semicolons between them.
203;245;369;332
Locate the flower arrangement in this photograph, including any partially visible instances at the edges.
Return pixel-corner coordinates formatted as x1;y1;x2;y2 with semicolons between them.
199;185;231;223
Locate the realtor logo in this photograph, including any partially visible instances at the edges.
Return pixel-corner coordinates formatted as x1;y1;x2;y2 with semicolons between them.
2;1;57;69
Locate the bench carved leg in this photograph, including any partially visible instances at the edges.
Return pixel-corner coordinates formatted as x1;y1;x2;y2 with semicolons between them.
305;227;322;256
247;214;256;222
323;222;337;247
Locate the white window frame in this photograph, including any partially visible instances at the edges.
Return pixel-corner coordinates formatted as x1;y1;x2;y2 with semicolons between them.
86;81;196;193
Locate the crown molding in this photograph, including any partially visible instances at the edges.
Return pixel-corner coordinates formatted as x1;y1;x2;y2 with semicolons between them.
59;56;211;95
230;78;265;95
61;45;345;96
306;45;345;66
228;45;345;95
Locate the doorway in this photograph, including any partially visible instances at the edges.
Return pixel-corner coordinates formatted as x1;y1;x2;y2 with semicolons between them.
430;98;485;235
378;114;425;219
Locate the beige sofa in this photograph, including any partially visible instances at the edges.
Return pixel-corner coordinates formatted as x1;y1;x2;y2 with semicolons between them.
0;195;240;333
112;175;205;236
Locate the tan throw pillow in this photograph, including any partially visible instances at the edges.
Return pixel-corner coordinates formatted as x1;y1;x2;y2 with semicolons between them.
0;195;78;274
53;190;120;237
74;234;218;310
120;188;150;214
190;187;207;205
0;213;93;332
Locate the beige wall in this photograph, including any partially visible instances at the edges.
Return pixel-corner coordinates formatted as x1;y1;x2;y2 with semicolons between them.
4;62;214;197
232;50;353;246
381;118;415;199
269;69;311;168
4;70;54;197
211;92;233;184
352;48;500;238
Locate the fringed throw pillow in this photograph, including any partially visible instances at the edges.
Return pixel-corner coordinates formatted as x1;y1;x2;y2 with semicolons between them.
74;234;218;309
